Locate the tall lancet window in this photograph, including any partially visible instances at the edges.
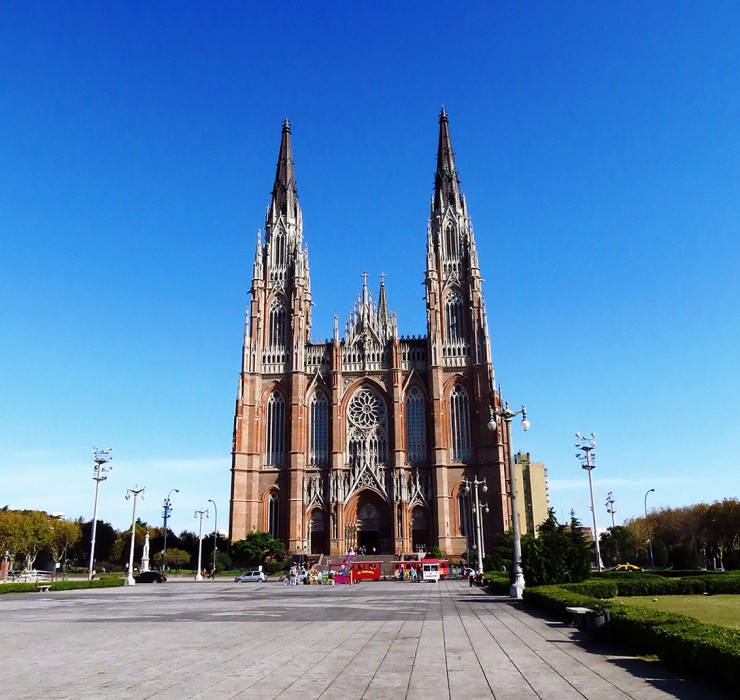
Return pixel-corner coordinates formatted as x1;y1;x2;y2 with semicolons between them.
445;290;464;342
309;391;329;466
458;489;471;537
450;385;471;462
405;387;426;465
268;299;286;347
444;223;458;259
264;390;286;467
267;492;279;537
347;385;388;469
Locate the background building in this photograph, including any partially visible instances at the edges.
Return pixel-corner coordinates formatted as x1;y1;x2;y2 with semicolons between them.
514;452;550;537
230;111;514;557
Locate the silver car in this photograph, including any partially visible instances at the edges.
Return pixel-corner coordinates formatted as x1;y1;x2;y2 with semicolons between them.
234;570;266;582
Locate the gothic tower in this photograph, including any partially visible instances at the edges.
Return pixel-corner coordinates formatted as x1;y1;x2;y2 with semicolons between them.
230;112;512;558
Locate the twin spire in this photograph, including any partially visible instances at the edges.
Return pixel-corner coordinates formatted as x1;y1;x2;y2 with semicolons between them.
434;107;462;212
270;118;298;222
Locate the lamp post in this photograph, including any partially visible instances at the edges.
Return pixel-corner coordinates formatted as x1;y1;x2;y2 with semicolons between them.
473;500;490;560
124;485;145;586
208;499;218;579
576;432;603;571
461;476;487;574
194;507;209;581
162;488;179;572
644;488;655;569
88;447;112;581
488;402;530;599
605;491;616;528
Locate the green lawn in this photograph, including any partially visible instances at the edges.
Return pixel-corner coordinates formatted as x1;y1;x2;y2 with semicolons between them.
614;594;740;630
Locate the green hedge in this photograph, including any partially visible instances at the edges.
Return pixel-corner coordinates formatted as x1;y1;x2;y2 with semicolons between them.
522;584;740;694
561;580;618;599
0;578;124;594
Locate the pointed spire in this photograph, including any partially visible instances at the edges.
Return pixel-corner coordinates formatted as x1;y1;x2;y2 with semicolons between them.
434;107;462;211
378;272;389;326
271;119;298;221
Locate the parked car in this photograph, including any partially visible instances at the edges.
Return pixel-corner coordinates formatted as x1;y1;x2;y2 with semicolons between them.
235;570;267;582
613;563;642;572
134;571;167;583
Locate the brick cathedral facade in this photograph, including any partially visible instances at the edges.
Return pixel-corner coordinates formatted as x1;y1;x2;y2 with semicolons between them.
229;110;513;557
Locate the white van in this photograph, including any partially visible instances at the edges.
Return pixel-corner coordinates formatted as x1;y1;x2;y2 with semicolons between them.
422;561;440;583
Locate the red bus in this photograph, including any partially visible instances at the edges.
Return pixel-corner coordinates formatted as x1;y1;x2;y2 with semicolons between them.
350;560;382;581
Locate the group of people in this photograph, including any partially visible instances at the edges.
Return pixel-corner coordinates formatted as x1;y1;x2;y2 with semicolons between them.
345;545;374;556
284;563;336;586
395;565;424;582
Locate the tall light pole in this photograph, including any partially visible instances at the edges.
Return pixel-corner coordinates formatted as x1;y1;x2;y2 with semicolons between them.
488;401;530;599
124;485;145;586
474;500;490;560
88;447;112;581
576;432;603;571
461;476;487;574
162;488;179;572
605;491;616;528
644;488;655;569
194;507;209;581
208;499;218;578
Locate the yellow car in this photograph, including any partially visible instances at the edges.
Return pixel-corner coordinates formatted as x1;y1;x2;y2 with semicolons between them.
614;563;642;572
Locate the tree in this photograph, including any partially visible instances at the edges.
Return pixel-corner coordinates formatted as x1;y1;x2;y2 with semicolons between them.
600;526;639;567
49;518;82;570
231;531;286;566
521;510;591;586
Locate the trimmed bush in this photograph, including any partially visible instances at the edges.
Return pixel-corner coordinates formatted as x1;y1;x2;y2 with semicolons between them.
522;584;740;695
0;583;38;594
561;580;617;599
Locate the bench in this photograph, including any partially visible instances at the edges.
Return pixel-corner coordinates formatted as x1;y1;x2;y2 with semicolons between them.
35;584;52;593
565;606;610;634
565;606;592;628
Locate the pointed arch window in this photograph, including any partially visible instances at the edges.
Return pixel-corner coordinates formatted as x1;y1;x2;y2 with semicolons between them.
264;391;286;467
268;299;286;348
267;492;279;538
309;391;329;466
405;386;426;465
445;223;458;259
458;488;471;537
445;290;464;342
450;385;471;462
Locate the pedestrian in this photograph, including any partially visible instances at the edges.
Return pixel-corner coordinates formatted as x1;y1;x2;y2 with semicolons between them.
468;570;475;587
409;566;416;583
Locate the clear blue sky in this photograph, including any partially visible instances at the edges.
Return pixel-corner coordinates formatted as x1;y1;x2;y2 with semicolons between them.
1;2;738;538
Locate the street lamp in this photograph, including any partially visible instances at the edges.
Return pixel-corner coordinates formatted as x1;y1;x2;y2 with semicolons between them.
576;432;603;571
644;488;655;569
208;499;218;579
460;476;487;574
194;507;209;581
162;488;179;572
488;401;530;599
605;491;616;528
474;501;490;559
124;485;145;586
88;447;112;581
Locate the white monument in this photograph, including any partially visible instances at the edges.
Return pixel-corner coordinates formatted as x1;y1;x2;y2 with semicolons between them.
141;530;150;572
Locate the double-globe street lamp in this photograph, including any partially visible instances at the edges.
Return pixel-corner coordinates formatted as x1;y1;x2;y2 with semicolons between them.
208;499;218;578
488;401;530;599
460;476;487;574
124;485;145;586
576;432;603;571
88;447;112;581
162;488;179;572
194;507;209;581
644;488;655;569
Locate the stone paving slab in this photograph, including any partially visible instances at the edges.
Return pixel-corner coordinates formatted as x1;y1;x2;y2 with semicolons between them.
0;579;730;699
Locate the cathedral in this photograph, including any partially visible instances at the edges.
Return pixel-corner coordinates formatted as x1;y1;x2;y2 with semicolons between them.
229;110;514;558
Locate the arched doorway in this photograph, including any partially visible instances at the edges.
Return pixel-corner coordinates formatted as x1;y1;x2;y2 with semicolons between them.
411;506;429;553
346;489;393;554
309;509;326;554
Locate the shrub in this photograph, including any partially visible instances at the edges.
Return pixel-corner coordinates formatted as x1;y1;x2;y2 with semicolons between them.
263;561;287;576
561;580;617;599
0;583;37;594
522;583;740;694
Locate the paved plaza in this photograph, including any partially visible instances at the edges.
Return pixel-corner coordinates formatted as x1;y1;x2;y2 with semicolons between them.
1;579;729;699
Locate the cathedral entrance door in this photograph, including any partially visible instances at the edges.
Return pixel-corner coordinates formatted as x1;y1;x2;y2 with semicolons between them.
309;509;327;554
411;506;429;553
357;529;379;554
